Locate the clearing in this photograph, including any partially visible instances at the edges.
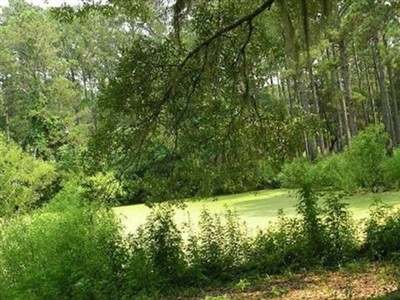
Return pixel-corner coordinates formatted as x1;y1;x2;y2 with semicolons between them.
114;189;400;234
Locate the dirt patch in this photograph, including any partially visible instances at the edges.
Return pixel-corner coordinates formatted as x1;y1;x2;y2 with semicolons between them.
231;270;398;299
171;264;398;300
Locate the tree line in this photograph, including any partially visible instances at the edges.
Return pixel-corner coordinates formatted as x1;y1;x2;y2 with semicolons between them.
1;0;400;203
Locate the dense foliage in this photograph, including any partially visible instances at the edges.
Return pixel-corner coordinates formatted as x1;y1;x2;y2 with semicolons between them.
1;1;400;298
0;133;57;217
279;124;400;192
2;0;400;203
0;184;127;299
85;0;400;202
1;183;400;299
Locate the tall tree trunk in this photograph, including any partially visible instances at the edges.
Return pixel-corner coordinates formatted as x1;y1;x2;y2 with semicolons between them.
296;74;316;160
281;71;288;100
309;66;326;155
364;59;377;123
1;96;10;141
325;47;340;151
333;45;351;146
352;43;370;126
339;40;357;136
269;75;276;96
383;36;400;144
337;102;344;151
277;72;283;98
371;36;395;141
287;76;294;118
387;63;400;144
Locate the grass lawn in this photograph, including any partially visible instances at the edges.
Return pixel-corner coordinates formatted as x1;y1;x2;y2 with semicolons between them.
113;189;400;234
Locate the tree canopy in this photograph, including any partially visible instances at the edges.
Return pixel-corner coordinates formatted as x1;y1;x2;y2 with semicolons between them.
1;0;400;202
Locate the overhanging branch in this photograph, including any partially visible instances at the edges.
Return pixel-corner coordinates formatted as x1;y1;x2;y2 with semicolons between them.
152;0;276;123
117;0;276;185
180;0;276;68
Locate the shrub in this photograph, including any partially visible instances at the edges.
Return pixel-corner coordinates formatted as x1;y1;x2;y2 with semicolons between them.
279;124;391;192
251;188;358;272
0;182;127;299
124;226;163;296
363;200;400;260
344;124;388;189
256;160;281;188
279;158;314;188
83;171;126;204
143;205;187;284
297;185;326;263
0;134;57;217
125;204;188;292
313;153;355;191
187;208;252;281
297;188;358;267
251;211;308;273
123;206;253;292
278;156;349;190
321;193;358;265
382;149;400;188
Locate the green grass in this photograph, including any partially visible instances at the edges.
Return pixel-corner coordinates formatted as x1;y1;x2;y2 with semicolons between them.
113;189;400;234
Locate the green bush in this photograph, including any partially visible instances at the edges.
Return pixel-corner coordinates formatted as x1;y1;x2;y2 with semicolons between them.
142;205;187;284
124;227;160;297
251;188;358;272
383;149;400;188
314;153;355;191
297;188;358;267
125;205;254;288
297;185;326;264
279;158;315;188
125;204;188;293
278;155;350;191
251;212;308;273
317;124;390;191
279;124;390;191
363;201;400;260
2;183;398;299
0;182;127;299
344;124;388;189
321;193;358;265
187;208;252;281
0;134;57;217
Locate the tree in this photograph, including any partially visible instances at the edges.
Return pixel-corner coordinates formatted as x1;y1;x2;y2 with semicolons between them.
0;0;134;163
0;133;57;217
82;0;344;201
1;0;399;202
0;2;69;158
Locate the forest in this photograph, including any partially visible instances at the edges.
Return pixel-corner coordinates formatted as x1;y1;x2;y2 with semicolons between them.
1;0;400;299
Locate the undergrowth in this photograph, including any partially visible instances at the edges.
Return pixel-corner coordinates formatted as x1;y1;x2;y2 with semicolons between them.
1;181;400;299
